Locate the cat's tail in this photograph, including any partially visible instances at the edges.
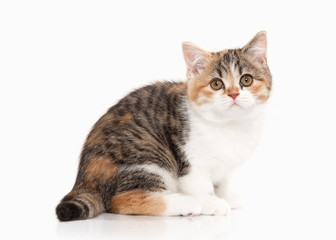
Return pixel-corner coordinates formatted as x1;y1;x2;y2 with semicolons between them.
56;189;105;221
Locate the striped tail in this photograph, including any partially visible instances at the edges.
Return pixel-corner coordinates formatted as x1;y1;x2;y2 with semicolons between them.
56;189;104;221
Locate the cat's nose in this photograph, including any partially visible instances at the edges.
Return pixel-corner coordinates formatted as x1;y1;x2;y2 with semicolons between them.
228;93;240;100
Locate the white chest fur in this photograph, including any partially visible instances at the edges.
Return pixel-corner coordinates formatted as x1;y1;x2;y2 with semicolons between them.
184;106;264;185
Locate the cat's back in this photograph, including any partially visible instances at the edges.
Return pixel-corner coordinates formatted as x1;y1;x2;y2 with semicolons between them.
100;81;188;140
80;81;190;178
107;81;187;119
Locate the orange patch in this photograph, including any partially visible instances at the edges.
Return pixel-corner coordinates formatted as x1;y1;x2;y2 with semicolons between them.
85;129;103;145
85;156;118;183
249;81;264;93
225;85;240;95
85;113;133;145
187;50;228;105
119;113;133;123
187;66;215;104
257;94;269;102
85;114;114;145
198;87;216;102
248;80;270;102
110;191;166;216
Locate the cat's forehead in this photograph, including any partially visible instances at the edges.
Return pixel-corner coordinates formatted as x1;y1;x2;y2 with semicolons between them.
212;49;245;77
204;48;272;93
210;49;269;82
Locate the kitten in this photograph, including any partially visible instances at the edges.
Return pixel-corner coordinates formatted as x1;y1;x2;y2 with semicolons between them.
56;31;272;221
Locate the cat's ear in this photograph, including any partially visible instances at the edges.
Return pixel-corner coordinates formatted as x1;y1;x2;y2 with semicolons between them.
242;31;267;64
182;42;211;78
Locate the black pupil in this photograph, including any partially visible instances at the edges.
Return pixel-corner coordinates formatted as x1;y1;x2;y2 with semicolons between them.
245;78;249;82
215;81;219;86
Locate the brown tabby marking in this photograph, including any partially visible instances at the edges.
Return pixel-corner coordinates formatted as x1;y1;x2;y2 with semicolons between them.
73;191;104;218
60;189;105;220
168;82;187;94
110;191;166;216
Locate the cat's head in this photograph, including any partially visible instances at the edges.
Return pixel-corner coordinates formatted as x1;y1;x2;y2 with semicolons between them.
182;31;272;122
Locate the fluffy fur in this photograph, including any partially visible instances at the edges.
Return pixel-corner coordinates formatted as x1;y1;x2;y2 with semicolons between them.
56;31;272;221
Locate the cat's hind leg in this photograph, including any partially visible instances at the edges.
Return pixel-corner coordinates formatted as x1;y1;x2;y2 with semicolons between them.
109;191;201;216
104;164;201;216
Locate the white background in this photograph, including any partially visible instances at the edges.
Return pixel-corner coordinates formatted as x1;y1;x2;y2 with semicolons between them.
1;0;335;239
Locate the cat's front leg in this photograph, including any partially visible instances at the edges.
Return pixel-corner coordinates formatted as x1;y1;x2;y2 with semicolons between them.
178;169;231;215
215;179;244;210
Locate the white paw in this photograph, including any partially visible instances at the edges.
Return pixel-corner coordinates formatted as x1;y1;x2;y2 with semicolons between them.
225;193;244;210
179;197;202;216
201;196;231;215
164;194;202;216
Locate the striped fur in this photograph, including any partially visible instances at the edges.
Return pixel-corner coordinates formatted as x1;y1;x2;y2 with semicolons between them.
56;31;272;221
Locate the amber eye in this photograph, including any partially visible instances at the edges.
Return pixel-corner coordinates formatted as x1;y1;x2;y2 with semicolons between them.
240;74;253;87
210;78;224;90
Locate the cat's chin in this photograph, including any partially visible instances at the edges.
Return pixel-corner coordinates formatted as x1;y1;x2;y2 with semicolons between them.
188;101;264;124
228;102;241;110
217;107;255;122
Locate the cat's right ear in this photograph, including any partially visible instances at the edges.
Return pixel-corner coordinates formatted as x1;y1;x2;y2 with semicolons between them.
182;42;211;79
242;31;267;65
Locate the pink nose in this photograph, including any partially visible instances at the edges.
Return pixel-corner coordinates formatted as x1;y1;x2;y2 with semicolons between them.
228;93;240;100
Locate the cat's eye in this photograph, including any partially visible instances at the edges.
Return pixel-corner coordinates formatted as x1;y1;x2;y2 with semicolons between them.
240;74;253;87
210;78;224;90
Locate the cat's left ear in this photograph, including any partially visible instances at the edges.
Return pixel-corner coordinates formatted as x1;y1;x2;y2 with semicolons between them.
182;42;211;78
242;31;267;64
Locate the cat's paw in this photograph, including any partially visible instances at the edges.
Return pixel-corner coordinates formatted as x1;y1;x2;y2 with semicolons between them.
225;193;244;210
201;196;231;215
179;197;202;216
163;194;202;216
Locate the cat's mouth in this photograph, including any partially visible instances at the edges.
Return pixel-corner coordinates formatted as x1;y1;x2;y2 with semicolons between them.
230;102;240;108
227;102;244;111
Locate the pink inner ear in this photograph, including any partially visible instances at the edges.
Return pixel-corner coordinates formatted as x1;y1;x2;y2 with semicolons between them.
182;42;209;78
190;57;206;75
251;40;267;63
244;32;267;64
184;50;199;72
252;50;266;64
